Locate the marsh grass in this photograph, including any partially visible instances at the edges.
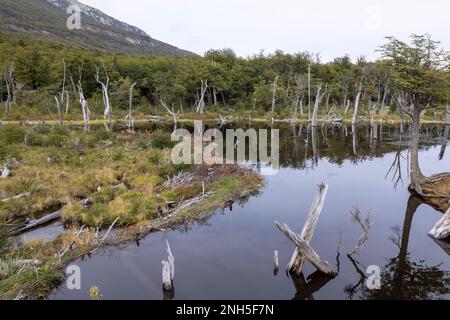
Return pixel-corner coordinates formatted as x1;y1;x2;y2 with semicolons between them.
0;123;263;300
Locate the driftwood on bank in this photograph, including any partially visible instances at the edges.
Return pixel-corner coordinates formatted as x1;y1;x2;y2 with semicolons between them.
288;183;329;274
429;207;450;240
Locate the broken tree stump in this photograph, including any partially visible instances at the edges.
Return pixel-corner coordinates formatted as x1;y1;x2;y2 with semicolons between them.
288;183;329;274
274;250;279;275
429;207;450;240
275;222;337;277
162;240;175;292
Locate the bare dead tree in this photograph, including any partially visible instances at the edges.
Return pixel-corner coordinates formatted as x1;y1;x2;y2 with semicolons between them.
126;82;137;131
287;183;329;274
352;81;363;125
308;64;312;121
77;75;90;130
54;59;67;125
311;85;325;127
344;99;351;115
161;99;177;125
271;75;280;113
196;79;208;114
4;63;15;113
95;64;112;130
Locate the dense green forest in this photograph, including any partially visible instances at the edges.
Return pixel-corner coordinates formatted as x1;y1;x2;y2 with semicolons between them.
0;32;448;120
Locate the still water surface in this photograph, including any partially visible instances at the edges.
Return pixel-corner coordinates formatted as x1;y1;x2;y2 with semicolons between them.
50;123;450;300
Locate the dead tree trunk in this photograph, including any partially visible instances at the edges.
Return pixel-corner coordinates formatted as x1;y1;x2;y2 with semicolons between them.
352;82;363;125
287;183;329;274
196;80;208;114
275;222;337;276
311;85;324;127
54;59;67;126
161;99;177;125
4;64;14;113
308;64;312;121
127;82;137;131
77;80;90;130
344;100;350;115
271;75;280;113
95;65;112;130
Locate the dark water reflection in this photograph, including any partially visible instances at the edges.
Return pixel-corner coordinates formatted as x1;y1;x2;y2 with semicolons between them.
51;122;450;300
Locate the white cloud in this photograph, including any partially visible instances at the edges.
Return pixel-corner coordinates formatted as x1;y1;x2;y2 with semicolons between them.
80;0;450;61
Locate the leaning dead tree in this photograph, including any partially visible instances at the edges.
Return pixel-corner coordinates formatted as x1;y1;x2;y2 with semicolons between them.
54;59;68;126
287;183;328;274
160;99;177;125
195;79;208;114
95;64;112;129
275;222;337;277
275;183;337;277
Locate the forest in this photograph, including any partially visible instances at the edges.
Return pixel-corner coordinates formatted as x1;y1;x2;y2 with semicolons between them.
0;32;448;123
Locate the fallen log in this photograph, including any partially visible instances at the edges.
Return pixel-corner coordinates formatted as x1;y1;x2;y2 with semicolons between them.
1;192;31;202
429;207;450;240
12;198;91;235
288;183;328;274
275;222;337;277
18;259;42;267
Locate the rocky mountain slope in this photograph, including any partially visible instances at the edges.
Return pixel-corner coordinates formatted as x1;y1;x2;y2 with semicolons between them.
0;0;194;56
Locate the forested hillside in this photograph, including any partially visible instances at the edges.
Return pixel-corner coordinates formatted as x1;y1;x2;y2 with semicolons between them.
0;0;193;56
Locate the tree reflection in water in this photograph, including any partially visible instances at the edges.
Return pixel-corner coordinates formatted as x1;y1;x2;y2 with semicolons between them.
348;196;450;300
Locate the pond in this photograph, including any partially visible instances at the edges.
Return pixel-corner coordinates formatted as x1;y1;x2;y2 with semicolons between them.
50;122;450;300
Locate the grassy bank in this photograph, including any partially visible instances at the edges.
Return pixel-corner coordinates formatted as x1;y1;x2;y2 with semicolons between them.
0;123;263;300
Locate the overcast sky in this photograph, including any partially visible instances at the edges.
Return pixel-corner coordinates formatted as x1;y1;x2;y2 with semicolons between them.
81;0;449;61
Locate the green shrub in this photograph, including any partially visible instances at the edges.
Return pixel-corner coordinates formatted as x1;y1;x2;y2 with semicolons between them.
151;133;175;149
25;131;47;146
93;130;113;143
0;124;26;144
46;133;67;147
